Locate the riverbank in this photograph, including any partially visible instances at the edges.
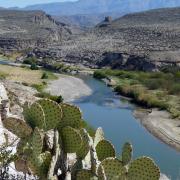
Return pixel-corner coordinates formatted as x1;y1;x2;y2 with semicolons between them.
93;69;180;152
134;108;180;152
45;74;93;102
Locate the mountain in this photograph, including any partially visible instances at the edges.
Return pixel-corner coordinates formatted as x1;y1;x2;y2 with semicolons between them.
0;7;179;71
22;0;180;27
53;7;180;70
0;10;71;51
53;12;123;28
24;0;180;16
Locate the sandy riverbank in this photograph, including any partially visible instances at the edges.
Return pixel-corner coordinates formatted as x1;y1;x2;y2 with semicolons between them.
45;74;93;102
134;108;180;152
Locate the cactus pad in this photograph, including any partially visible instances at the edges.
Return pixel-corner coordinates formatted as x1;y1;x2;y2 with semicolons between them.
60;103;82;129
38;99;62;130
3;117;32;138
98;158;126;179
61;126;82;153
39;151;52;175
76;129;90;160
122;142;133;165
32;127;44;155
97;165;106;180
28;102;46;129
23;102;34;126
128;157;160;180
94;127;104;148
96;140;115;161
27;155;39;175
76;170;94;180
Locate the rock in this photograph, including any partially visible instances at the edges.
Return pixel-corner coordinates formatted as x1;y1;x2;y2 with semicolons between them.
0;10;71;51
160;173;170;180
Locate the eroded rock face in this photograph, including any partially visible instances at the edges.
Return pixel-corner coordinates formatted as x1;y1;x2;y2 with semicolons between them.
0;10;71;51
44;7;180;71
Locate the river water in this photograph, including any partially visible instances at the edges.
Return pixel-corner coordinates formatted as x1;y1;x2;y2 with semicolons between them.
74;76;180;180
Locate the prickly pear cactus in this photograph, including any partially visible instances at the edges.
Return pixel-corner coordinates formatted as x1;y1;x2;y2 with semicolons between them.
23;102;45;130
76;170;94;180
60;103;82;129
32;127;44;156
98;158;126;180
38;99;62;130
76;129;90;160
3;117;32;138
96;140;115;161
2;98;161;180
122;142;133;166
128;157;160;180
61;126;82;153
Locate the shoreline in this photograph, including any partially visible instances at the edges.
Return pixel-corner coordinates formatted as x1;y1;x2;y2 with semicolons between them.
134;108;180;152
45;74;93;102
102;77;180;152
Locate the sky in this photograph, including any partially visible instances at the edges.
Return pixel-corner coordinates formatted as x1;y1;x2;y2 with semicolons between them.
0;0;76;8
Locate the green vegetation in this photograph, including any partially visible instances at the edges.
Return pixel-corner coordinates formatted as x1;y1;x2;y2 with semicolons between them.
2;99;160;179
41;72;49;79
94;69;180;118
41;70;58;80
31;83;46;92
0;72;7;80
42;58;80;73
30;63;39;70
35;92;64;104
23;57;38;65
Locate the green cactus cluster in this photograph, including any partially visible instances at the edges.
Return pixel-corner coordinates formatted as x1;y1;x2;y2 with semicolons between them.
2;98;160;180
73;128;160;180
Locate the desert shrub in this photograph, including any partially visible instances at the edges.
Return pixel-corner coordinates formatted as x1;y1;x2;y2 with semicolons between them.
30;63;39;70
169;84;180;95
35;92;64;104
31;84;45;92
144;78;170;90
23;57;37;65
0;72;7;80
94;70;107;79
41;72;48;79
175;71;180;78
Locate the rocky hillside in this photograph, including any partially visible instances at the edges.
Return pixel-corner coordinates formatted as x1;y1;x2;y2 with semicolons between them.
53;7;180;71
93;7;180;69
21;0;180;28
0;10;71;51
0;8;180;71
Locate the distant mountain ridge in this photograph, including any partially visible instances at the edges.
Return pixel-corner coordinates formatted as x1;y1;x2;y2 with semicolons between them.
24;0;180;16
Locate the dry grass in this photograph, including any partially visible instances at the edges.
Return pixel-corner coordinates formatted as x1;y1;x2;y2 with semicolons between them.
0;64;43;85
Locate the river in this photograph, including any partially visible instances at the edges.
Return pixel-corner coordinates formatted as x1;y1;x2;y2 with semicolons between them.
74;75;180;180
1;58;179;179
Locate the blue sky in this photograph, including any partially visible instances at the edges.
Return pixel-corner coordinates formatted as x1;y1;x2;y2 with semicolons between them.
0;0;76;8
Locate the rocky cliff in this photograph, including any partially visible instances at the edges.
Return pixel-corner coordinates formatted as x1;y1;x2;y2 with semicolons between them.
0;10;71;51
53;7;180;71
